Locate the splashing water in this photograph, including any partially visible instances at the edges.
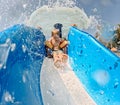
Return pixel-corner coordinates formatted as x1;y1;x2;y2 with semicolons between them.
0;0;102;39
93;70;110;86
100;22;115;42
0;0;115;43
26;5;92;38
38;0;76;8
26;0;103;39
26;0;108;40
0;39;11;70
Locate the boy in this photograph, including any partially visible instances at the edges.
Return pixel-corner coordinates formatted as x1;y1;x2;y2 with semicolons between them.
45;29;68;69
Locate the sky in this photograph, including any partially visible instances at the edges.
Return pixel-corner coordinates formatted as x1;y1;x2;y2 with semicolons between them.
76;0;120;25
0;0;120;31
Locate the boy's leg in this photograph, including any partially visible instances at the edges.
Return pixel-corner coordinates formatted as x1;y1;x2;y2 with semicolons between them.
53;52;63;68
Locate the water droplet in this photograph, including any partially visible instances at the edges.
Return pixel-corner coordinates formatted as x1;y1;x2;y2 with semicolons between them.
114;82;119;89
99;90;104;95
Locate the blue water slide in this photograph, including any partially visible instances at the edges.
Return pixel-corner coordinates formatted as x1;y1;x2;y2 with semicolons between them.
68;27;120;105
0;24;46;105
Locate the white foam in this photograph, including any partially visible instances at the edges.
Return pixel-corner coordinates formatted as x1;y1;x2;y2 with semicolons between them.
0;39;11;70
10;43;16;51
93;70;110;86
26;6;91;38
4;92;14;103
22;45;27;53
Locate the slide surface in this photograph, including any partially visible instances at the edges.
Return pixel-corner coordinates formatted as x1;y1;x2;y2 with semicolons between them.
0;24;46;105
41;58;96;105
68;27;120;105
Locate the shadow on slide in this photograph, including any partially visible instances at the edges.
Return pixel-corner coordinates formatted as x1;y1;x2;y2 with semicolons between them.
0;24;46;105
68;27;120;105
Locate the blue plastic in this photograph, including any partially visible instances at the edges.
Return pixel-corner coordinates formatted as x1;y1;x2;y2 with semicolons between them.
0;24;46;105
68;27;120;105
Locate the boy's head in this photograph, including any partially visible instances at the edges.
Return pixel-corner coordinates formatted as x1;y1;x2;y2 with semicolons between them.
52;29;59;37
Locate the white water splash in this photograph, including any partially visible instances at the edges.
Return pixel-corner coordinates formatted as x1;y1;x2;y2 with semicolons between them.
93;70;110;86
22;45;27;53
0;39;11;70
38;0;76;7
27;5;93;38
4;92;14;103
10;43;16;52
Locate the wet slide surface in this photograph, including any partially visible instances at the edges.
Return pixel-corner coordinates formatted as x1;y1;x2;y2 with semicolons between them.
68;27;120;105
41;58;96;105
0;24;45;105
